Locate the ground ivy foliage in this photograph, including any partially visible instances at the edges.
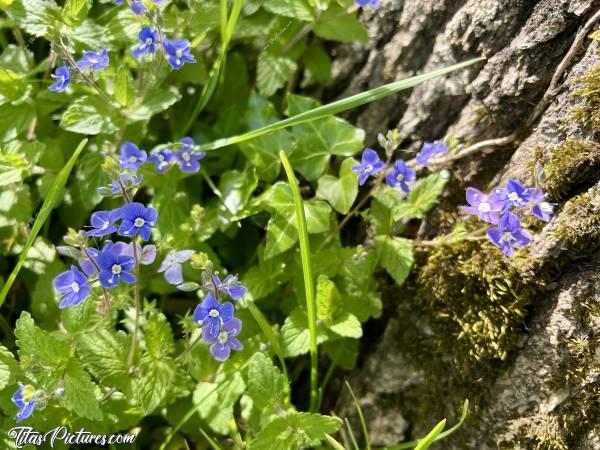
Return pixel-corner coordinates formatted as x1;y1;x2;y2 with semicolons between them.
0;0;488;447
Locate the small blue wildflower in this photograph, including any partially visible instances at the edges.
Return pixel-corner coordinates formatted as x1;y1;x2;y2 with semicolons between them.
162;37;196;70
97;242;136;288
78;247;99;276
385;160;416;193
106;174;144;196
158;249;194;285
487;212;531;257
130;0;146;15
53;265;91;308
352;148;385;186
193;293;235;338
115;0;123;4
125;243;157;265
461;187;505;224
133;27;158;59
49;65;70;92
527;188;553;222
355;0;380;7
212;274;247;300
148;149;173;173
174;137;205;173
415;142;448;166
85;209;121;237
203;317;243;361
494;178;531;209
117;202;157;241
119;142;147;173
12;384;37;423
77;49;109;71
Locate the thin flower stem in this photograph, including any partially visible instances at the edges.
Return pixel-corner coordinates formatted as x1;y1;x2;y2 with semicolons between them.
127;241;142;372
177;332;204;361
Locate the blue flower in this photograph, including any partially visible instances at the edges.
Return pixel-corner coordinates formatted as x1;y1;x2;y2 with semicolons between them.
385;160;416;193
415;142;447;166
174;137;205;173
352;148;385;186
12;384;37;423
117;202;157;241
211;274;246;300
119;142;147;173
133;26;158;59
158;249;194;285
96;242;136;288
115;0;123;4
460;187;505;224
193;293;234;339
130;0;146;15
53;265;91;308
77;49;109;71
162;37;196;70
487;212;531;256
49;65;70;92
148;149;173;173
203;317;243;361
102;174;144;196
494;178;531;209
527;188;553;222
123;243;157;265
85;209;121;237
78;247;99;276
355;0;380;7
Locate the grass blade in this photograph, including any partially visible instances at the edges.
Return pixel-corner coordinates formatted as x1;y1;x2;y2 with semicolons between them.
279;151;319;412
414;420;446;450
0;138;88;308
326;434;347;450
345;381;371;450
195;58;484;152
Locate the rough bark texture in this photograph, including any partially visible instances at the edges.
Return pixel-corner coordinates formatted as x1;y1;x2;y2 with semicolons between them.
330;1;600;448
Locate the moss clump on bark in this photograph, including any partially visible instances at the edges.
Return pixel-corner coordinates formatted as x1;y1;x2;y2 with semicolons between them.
566;62;600;131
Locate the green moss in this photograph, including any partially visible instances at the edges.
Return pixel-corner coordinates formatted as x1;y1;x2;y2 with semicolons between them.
566;63;600;131
540;139;600;200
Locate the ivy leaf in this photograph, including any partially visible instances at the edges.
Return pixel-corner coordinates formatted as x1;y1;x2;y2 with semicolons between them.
243;249;289;301
281;308;328;357
314;5;369;43
375;236;414;286
218;169;259;217
128;88;181;121
317;157;359;214
60;96;118;135
256;53;297;97
249;412;342;450
15;311;71;367
60;358;103;421
0;345;18;391
393;172;448;220
262;0;314;21
247;353;287;409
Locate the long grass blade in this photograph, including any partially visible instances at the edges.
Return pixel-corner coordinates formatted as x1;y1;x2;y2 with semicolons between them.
279;151;319;412
0;138;88;308
345;381;371;450
326;434;347;450
195;58;484;152
414;419;446;450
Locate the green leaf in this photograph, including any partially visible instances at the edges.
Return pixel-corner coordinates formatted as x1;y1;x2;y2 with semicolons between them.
316;276;362;338
60;96;117;135
0;103;35;143
414;420;447;450
243;251;289;301
129;88;181;121
265;212;298;259
0;68;28;103
281;308;328;357
323;339;358;370
14;311;71;367
60;358;103;421
144;311;175;359
329;312;362;338
62;0;89;26
114;66;134;107
393;171;449;220
219;169;259;216
249;412;342;450
0;139;87;309
302;45;332;87
317;157;359;214
75;151;109;210
132;356;178;414
375;236;414;286
6;0;56;37
256;53;297;97
0;345;18;391
247;353;287;409
262;0;314;21
314;6;368;43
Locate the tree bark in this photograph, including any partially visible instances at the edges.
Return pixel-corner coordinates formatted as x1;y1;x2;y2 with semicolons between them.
331;1;600;448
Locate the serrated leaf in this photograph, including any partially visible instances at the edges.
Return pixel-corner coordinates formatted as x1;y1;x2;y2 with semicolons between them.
375;236;414;286
0;103;35;143
63;0;89;26
281;308;328;357
256;53;297;97
6;0;56;37
129;88;181;121
317;157;359;214
15;312;71;367
60;358;103;421
249;412;342;450
329;312;362;338
132;356;177;414
0;345;18;391
60;96;118;135
393;172;448;220
193;372;246;434
144;311;175;359
247;353;287;409
262;0;313;21
314;5;369;43
0;68;28;103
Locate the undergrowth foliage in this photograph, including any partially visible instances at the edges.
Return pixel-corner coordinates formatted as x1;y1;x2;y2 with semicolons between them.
0;0;526;448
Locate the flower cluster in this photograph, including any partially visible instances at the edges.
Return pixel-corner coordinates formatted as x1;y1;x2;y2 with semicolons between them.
117;138;206;175
49;49;109;93
192;272;247;361
461;178;554;256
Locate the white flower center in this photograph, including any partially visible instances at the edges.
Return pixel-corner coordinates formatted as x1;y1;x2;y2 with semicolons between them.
176;49;183;57
101;220;110;230
129;156;137;163
501;231;513;243
541;202;553;213
478;202;491;213
71;282;80;293
217;331;229;344
134;217;145;227
396;173;404;182
145;38;153;45
363;164;373;173
182;152;190;161
158;154;165;161
111;264;122;275
209;309;219;318
508;192;519;201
